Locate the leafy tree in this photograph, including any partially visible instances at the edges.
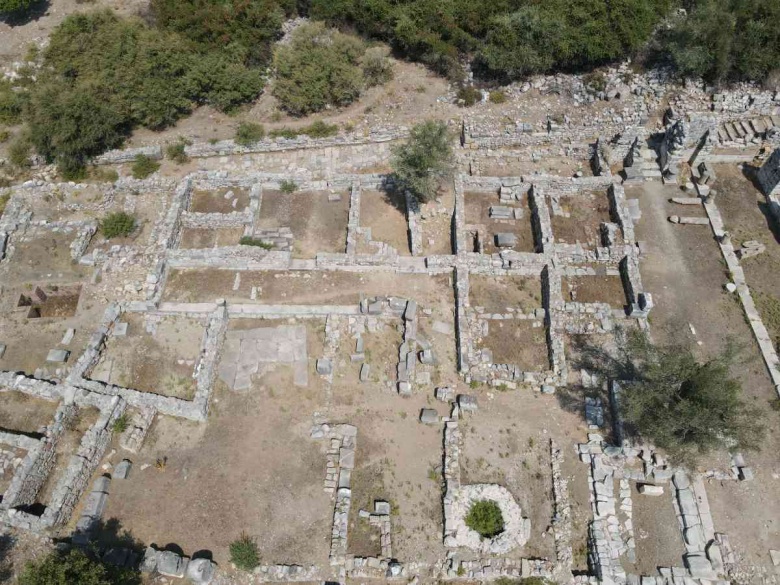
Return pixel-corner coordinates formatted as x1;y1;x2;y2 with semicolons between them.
272;22;366;116
0;0;36;15
18;549;140;585
594;330;765;466
465;499;505;539
100;212;136;239
391;120;453;203
229;533;259;571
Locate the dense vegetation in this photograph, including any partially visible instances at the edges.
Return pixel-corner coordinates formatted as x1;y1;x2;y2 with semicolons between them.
18;549;140;585
1;0;777;177
273;22;390;116
229;533;260;571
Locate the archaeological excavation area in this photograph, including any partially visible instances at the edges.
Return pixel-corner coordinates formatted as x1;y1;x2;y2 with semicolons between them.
0;71;779;585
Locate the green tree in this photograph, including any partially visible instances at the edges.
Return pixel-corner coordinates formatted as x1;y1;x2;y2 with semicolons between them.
390;120;453;203
603;331;764;465
0;0;37;15
272;22;366;116
19;549;140;585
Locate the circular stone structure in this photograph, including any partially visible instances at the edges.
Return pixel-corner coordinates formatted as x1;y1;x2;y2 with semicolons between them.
448;484;530;555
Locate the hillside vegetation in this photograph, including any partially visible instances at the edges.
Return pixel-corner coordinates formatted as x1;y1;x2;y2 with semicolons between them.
0;0;777;176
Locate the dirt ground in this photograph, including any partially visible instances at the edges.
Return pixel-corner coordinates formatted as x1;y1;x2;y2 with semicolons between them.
163;269;455;314
477;156;593;179
360;191;410;255
257;189;349;258
0;391;58;435
464;191;536;254
551;192;613;248
178;227;245;249
564;275;627;307
469;275;542;313
479;320;549;370
630;483;686;574
89;314;204;399
419;186;455;256
94;377;331;566
189;188;249;214
632;180;780;570
3;231;91;284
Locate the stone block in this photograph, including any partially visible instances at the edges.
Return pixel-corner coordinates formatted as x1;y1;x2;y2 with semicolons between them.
374;500;391;515
638;484;664;496
186;558;216;584
0;344;5;359
46;349;70;363
113;459;132;480
114;322;129;337
316;358;332;375
435;386;455;402
157;550;188;578
495;233;517;248
419;349;434;364
61;328;75;345
359;363;370;382
398;381;412;395
738;467;754;481
457;394;478;412
420;409;439;424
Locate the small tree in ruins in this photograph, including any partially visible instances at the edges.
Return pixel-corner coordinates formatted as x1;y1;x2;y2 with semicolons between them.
611;330;764;466
390;120;453;204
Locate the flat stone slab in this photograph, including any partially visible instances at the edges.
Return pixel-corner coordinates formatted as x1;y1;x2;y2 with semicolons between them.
46;349;70;363
218;325;308;390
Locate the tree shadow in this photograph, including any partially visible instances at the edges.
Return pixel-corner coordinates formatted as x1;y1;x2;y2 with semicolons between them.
380;173;406;213
0;0;50;26
0;533;15;582
90;518;145;556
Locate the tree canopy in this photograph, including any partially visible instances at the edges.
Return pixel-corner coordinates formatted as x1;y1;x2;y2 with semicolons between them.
18;549;140;585
612;331;764;465
391;120;453;204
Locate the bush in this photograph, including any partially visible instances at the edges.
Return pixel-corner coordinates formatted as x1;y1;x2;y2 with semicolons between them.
18;548;140;585
0;129;9;143
0;80;25;125
112;413;130;433
229;533;259;571
239;236;273;249
465;500;505;539
457;86;481;107
165;140;189;164
391;120;453;203
362;47;393;87
279;179;298;194
268;120;338;140
131;155;160;179
100;212;136;239
235;122;265;146
0;193;9;217
272;22;366;116
8;132;32;169
489;90;507;104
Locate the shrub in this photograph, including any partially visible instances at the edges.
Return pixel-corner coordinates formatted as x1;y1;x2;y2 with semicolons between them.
0;80;25;125
18;548;140;585
279;179;298;194
269;121;338;140
100;212;136;239
272;22;366;116
239;236;273;249
583;71;607;93
0;193;9;217
235;122;265;146
362;47;393;87
0;129;9;143
465;500;505;539
8;132;32;169
131;155;160;179
111;414;130;433
229;533;259;571
165;141;189;164
457;86;481;107
489;90;507;104
391;120;453;203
